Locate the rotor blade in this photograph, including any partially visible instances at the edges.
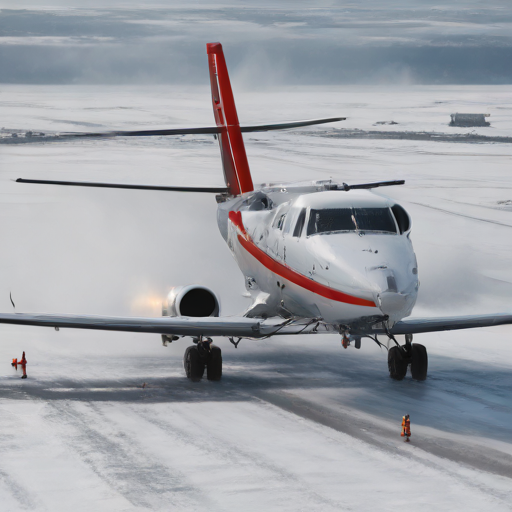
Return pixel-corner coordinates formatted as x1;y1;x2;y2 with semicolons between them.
241;117;345;132
340;180;405;191
16;179;228;194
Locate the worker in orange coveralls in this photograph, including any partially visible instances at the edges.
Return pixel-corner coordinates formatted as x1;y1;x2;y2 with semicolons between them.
19;352;27;379
401;414;411;442
11;352;27;379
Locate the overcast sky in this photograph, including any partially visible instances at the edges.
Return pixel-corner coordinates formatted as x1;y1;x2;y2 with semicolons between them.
1;1;512;84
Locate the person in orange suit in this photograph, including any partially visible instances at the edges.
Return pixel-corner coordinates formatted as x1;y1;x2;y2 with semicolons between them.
401;414;411;442
19;352;27;379
12;352;27;378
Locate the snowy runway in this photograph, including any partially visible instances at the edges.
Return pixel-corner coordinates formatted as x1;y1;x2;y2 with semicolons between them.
0;85;511;510
1;336;511;511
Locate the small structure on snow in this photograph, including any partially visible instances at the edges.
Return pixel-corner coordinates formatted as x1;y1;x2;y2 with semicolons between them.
450;113;490;127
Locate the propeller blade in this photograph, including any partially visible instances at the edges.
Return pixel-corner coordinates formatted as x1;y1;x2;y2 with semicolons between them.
16;179;228;194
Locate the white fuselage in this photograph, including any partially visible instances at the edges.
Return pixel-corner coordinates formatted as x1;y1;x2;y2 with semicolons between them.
217;180;419;332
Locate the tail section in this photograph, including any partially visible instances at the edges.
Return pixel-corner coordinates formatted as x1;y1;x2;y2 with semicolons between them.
207;42;254;196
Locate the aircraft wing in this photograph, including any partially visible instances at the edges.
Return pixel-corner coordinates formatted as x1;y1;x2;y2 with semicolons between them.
387;313;512;335
0;312;317;338
1;310;509;339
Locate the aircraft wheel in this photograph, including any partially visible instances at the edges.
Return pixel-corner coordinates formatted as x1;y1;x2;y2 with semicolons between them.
388;346;408;380
410;343;428;381
206;345;222;381
184;345;205;382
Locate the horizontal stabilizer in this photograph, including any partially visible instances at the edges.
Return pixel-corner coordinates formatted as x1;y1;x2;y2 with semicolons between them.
61;127;221;138
241;117;345;132
47;118;344;141
340;180;405;191
16;179;228;194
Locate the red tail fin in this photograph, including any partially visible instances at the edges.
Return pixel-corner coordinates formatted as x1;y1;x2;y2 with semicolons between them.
207;42;254;196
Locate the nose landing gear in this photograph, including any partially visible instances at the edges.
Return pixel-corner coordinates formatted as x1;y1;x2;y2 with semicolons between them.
387;334;428;381
183;337;222;382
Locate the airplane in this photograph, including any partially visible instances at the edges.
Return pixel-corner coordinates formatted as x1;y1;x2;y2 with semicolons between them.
3;42;512;382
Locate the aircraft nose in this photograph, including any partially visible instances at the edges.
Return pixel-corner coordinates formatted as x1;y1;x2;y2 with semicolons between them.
377;291;408;316
366;266;417;320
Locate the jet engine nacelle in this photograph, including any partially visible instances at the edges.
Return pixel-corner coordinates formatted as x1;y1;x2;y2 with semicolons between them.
162;285;220;318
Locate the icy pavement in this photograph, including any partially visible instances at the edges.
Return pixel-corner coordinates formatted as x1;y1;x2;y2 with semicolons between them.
0;332;511;511
0;84;511;510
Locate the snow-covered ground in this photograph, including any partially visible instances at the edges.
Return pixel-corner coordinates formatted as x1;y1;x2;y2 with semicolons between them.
0;84;511;511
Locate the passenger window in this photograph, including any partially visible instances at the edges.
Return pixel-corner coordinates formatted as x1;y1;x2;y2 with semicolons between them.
293;208;307;237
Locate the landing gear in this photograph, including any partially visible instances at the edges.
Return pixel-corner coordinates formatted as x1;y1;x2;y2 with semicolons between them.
388;346;408;380
387;334;428;381
206;345;222;381
183;338;222;382
410;343;428;381
183;345;205;382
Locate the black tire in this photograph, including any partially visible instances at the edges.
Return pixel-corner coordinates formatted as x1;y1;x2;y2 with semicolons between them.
206;345;222;381
388;346;408;380
410;343;428;381
183;345;205;382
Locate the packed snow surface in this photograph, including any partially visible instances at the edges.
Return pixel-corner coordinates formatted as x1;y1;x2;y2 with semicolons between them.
0;84;511;511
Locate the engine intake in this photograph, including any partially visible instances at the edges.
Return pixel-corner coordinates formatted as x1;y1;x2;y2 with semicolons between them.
162;285;220;317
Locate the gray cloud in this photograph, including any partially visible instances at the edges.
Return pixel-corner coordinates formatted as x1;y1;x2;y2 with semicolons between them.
1;2;512;84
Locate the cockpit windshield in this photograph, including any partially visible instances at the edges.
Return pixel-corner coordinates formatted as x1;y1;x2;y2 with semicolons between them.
307;207;397;235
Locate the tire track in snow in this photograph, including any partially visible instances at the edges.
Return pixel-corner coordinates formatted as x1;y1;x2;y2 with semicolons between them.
127;403;352;512
0;468;41;511
0;407;44;511
409;201;512;228
45;401;210;511
255;389;512;504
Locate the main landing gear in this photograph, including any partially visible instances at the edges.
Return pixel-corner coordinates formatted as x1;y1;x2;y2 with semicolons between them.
388;334;428;381
183;337;222;382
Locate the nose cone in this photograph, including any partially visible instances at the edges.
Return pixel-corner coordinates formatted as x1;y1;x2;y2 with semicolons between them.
370;267;418;322
306;233;418;322
378;290;409;316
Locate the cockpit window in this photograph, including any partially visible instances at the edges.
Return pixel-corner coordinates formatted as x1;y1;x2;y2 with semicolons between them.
293;208;307;237
355;208;397;232
391;204;410;234
307;208;397;235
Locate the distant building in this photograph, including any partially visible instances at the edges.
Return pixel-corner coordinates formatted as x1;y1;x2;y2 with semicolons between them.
450;113;490;127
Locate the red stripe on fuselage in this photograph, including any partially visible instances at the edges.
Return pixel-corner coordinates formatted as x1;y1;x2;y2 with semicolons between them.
229;211;376;308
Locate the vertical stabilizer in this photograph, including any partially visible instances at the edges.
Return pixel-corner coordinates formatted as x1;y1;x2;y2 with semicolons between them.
207;42;254;196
